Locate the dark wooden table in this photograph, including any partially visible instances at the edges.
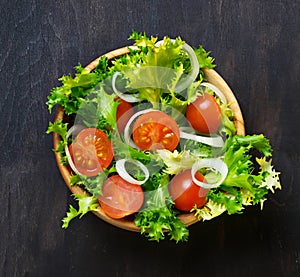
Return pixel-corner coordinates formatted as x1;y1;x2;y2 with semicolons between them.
1;1;299;276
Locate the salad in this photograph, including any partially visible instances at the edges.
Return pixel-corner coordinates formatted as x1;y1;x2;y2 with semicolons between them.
46;31;281;242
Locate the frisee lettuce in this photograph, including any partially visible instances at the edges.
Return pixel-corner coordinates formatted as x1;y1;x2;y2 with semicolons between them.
70;172;108;197
192;135;281;219
46;30;281;242
62;193;99;228
46;120;69;165
156;149;197;175
46;58;111;115
75;87;119;131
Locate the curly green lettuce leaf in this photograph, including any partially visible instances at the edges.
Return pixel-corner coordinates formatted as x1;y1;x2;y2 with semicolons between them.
156;140;214;175
62;193;99;228
133;33;185;68
96;89;119;130
256;157;281;194
112;134;152;163
206;186;245;215
46;120;68;139
46;120;69;165
69;172;108;197
123;37;185;106
114;32;197;110
211;135;271;211
128;30;155;45
193;134;280;220
47;59;111;115
220;103;237;136
156;149;197;175
47;66;97;115
226;135;272;157
194;45;216;69
75;87;119;132
162;66;200;114
192;199;226;221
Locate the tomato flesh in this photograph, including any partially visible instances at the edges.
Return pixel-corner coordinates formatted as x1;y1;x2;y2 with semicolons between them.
186;92;222;134
69;128;113;177
98;175;144;219
116;98;134;133
132;111;180;151
168;169;209;211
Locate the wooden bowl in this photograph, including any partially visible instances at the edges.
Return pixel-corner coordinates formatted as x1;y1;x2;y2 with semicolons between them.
53;46;245;232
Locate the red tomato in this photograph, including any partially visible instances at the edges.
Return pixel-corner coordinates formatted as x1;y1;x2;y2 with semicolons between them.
132;111;180;151
168;169;209;211
69;128;113;177
116;98;134;133
186;92;222;134
98;175;144;219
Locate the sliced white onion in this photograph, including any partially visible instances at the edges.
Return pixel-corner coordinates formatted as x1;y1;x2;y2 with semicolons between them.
112;72;140;103
66;124;86;139
116;159;149;185
155;39;199;93
180;127;224;148
65;144;82;176
191;158;228;189
200;82;227;104
65;125;86;176
123;108;155;149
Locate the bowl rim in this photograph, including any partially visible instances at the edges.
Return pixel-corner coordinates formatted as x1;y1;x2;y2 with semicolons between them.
53;46;245;232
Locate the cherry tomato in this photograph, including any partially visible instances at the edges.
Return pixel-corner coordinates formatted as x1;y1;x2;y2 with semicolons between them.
132;111;180;151
69;128;113;177
98;175;144;219
186;92;222;134
116;98;134;133
168;169;209;211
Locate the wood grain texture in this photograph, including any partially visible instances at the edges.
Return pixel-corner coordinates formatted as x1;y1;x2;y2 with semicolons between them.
0;0;299;276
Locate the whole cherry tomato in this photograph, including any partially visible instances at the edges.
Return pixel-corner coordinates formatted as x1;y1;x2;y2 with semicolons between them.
168;169;209;211
186;92;221;134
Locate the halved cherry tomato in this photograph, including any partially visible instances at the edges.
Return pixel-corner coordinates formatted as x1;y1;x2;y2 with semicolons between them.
186;92;222;134
116;98;134;133
69;128;113;177
98;175;144;219
132;111;180;151
168;169;209;211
